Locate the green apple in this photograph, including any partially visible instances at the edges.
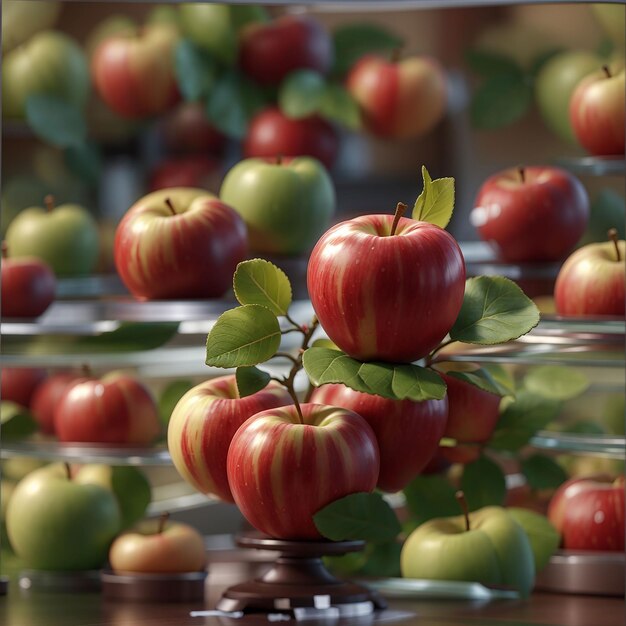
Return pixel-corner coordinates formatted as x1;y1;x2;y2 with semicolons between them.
401;504;535;598
507;508;560;573
602;393;625;435
179;4;236;65
74;465;151;530
2;1;61;53
592;4;625;51
220;157;336;255
535;50;602;143
6;463;121;570
1;458;47;482
2;30;90;119
1;176;50;236
6;197;100;276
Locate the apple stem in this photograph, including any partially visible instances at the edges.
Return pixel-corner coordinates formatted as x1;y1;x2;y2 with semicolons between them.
455;491;471;531
1;241;7;259
518;167;526;184
158;512;169;534
64;462;72;481
276;155;283;166
44;195;55;212
164;198;177;216
390;202;407;236
602;65;612;79
81;364;92;378
608;228;621;262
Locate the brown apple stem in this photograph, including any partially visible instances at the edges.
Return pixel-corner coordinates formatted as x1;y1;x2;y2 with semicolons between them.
158;512;169;534
276;154;283;166
455;491;471;531
608;228;621;262
81;363;92;377
164;198;177;216
1;241;8;259
517;167;526;184
44;195;55;212
64;462;72;481
603;65;612;79
390;202;408;236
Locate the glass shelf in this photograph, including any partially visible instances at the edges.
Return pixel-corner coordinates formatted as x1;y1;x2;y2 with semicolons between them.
530;431;626;459
555;156;626;178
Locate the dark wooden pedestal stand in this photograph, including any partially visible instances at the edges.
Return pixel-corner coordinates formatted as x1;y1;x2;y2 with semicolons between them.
216;532;387;618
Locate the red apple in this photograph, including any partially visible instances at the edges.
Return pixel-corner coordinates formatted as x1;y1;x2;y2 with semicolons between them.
149;156;221;192
554;232;625;317
243;107;339;170
227;403;380;539
548;476;624;551
347;54;447;139
30;372;81;435
307;213;465;363
159;102;225;155
310;384;447;493
54;372;161;445
238;15;332;86
1;367;47;408
114;187;248;300
1;249;56;319
570;65;625;156
92;23;180;119
471;166;589;263
109;515;206;574
167;375;292;503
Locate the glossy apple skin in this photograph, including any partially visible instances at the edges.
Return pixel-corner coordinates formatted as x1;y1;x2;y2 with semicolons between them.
92;24;180;119
160;102;225;155
114;188;247;300
554;238;625;317
239;15;332;86
1;256;56;318
30;372;80;435
471;167;589;263
168;376;292;503
109;519;207;574
227;403;380;539
54;372;161;445
310;384;448;492
548;476;625;551
1;367;47;408
243;108;339;170
347;55;447;139
570;68;625;156
307;215;466;363
149;156;221;192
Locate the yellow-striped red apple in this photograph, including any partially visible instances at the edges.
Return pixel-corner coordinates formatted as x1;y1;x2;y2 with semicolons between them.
227;403;380;539
554;233;625;316
114;188;247;300
307;214;465;362
167;375;292;503
347;54;447;140
310;384;448;492
91;23;180;119
548;476;624;551
471;166;589;262
54;372;161;445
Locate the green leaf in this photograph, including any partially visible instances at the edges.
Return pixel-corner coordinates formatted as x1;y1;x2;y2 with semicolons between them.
460;455;506;510
482;363;517;396
64;142;102;185
445;366;512;397
332;24;403;77
450;276;540;345
233;259;292;316
470;70;532;130
1;401;38;440
25;95;86;148
489;391;562;452
521;454;568;491
206;305;281;368
361;541;402;577
302;348;447;402
403;475;461;525
236;366;271;398
412;166;455;229
508;507;560;572
110;467;152;529
523;365;589;401
73;322;180;353
174;39;216;102
206;72;262;139
311;338;340;350
158;380;194;428
324;552;367;576
465;49;522;76
318;83;361;130
278;70;326;119
314;492;401;542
